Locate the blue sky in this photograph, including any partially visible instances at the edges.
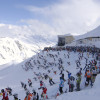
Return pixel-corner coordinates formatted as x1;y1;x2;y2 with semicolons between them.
0;0;59;24
0;0;100;36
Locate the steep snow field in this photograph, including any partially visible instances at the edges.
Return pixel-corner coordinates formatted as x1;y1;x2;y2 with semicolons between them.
76;25;100;40
0;50;100;100
0;37;55;65
0;24;56;65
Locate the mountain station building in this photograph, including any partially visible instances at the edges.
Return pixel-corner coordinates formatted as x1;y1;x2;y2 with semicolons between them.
58;34;74;46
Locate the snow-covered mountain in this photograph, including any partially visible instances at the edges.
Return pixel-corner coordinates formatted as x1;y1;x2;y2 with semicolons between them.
0;37;35;65
0;37;56;65
76;25;100;40
0;24;56;65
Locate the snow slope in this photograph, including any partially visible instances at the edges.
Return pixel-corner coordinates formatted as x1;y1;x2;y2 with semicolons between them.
75;25;100;40
0;37;55;65
0;50;100;100
0;24;57;65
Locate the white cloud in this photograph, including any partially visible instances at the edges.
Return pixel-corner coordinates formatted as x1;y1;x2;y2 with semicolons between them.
0;21;58;43
0;24;5;27
20;19;57;36
24;0;100;35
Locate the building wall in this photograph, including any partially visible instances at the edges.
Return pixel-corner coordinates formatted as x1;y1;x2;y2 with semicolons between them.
58;35;74;46
76;37;100;44
65;36;74;44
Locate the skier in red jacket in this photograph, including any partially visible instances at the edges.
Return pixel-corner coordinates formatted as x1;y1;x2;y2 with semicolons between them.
1;89;9;100
41;87;48;99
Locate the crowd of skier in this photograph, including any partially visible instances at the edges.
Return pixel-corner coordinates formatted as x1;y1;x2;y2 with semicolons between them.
43;46;100;54
0;46;100;100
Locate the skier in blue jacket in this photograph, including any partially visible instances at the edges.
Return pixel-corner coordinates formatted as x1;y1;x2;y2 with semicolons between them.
59;77;64;94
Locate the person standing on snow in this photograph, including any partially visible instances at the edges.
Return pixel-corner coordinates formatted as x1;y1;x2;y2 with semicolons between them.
59;77;64;94
49;76;55;86
38;81;45;89
13;93;19;100
1;89;9;100
24;91;32;100
21;81;24;88
28;79;32;87
61;73;66;81
32;89;39;100
91;67;97;83
24;84;27;91
41;87;48;99
68;76;74;92
32;91;39;100
38;81;47;99
85;69;92;86
6;87;12;96
76;73;81;91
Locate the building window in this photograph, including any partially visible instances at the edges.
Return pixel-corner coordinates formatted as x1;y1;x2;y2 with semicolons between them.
58;37;65;46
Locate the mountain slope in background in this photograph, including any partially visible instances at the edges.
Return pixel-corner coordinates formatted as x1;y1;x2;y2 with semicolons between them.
0;24;100;65
76;25;100;40
0;37;55;65
0;24;56;65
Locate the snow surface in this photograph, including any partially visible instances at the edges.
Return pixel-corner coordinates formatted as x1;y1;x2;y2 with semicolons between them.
75;25;100;40
0;37;55;65
0;50;100;100
0;24;57;65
